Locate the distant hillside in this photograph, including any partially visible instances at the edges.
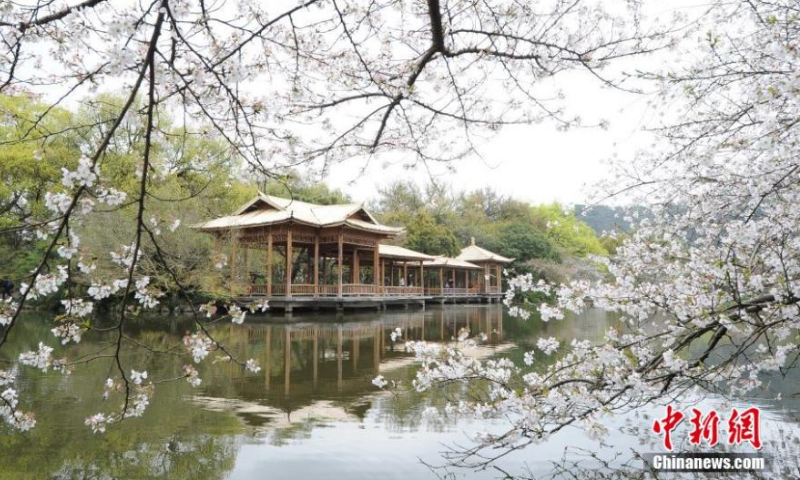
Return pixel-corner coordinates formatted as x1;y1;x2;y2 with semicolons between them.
573;205;634;235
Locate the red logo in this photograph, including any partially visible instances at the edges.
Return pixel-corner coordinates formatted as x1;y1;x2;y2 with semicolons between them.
728;407;762;449
652;406;761;451
652;405;684;451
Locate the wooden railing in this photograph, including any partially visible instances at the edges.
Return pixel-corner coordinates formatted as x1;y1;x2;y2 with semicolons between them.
319;285;339;296
384;286;424;296
238;283;465;297
425;287;481;296
291;284;316;296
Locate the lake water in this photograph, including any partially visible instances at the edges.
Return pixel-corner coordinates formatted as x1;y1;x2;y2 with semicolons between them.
1;305;798;479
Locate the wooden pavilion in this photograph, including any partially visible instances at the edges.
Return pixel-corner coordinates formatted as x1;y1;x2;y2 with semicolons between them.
194;194;511;309
456;238;514;294
423;256;483;296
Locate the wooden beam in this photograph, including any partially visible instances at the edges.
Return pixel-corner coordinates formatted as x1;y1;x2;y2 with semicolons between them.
314;232;320;297
286;227;293;298
337;229;343;297
267;230;273;297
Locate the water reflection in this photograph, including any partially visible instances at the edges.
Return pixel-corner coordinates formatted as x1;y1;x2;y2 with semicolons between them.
1;305;796;480
194;306;510;431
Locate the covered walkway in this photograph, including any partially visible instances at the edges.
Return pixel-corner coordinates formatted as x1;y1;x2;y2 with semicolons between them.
194;194;513;308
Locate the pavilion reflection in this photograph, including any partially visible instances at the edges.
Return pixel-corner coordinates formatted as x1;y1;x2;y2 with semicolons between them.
194;304;507;430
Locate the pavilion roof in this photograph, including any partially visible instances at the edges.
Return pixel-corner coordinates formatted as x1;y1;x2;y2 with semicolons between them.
456;240;514;264
378;244;436;261
423;256;483;270
193;193;403;236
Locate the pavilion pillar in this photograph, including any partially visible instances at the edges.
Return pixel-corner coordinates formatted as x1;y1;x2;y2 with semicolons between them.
306;247;312;284
313;233;320;297
419;260;424;294
390;261;394;286
438;268;443;293
285;227;293;298
243;247;249;289
381;259;386;294
337;229;344;297
353;248;360;284
373;245;380;290
451;268;456;288
466;268;470;291
267;230;272;297
403;263;408;287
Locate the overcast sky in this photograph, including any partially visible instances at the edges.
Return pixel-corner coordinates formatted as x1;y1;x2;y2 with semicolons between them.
324;69;658;206
322;0;707;207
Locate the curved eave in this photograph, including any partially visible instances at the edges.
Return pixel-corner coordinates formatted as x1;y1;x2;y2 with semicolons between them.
192;218;403;237
461;257;515;264
423;257;483;270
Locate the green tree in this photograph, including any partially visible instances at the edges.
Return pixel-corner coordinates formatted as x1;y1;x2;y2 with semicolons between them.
260;172;350;205
494;222;560;263
403;211;461;257
0;94;83;281
530;203;608;257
